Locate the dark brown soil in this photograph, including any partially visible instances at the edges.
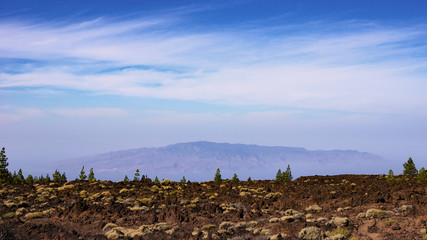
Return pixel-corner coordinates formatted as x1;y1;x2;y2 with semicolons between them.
0;175;426;239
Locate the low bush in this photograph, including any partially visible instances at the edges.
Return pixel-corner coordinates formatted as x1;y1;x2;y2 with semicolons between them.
383;219;397;227
328;228;351;238
2;212;16;218
201;224;216;230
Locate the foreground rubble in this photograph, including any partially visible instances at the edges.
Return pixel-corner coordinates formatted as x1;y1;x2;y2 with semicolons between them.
0;175;426;239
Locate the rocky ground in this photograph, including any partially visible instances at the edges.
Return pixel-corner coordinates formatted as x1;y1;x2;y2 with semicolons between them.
0;175;426;239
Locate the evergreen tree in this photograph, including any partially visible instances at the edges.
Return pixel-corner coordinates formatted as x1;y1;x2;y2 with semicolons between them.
275;169;282;181
133;169;140;181
153;176;160;184
52;169;61;182
17;169;25;183
417;167;427;182
282;165;293;181
12;170;18;184
88;168;95;181
231;173;239;183
38;174;45;184
247;176;252;182
141;174;147;182
403;157;418;175
26;175;34;184
60;172;67;182
45;174;51;182
214;168;222;183
79;166;87;180
123;175;129;182
180;176;186;184
0;147;10;184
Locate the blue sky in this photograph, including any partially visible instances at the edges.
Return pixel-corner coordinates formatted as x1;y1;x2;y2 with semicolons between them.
1;0;427;178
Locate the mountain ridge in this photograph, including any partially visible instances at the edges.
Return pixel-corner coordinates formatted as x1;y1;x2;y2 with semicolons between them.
52;141;387;181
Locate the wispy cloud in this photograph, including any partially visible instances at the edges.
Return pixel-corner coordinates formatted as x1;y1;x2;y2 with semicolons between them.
0;15;426;116
0;106;129;120
50;108;129;118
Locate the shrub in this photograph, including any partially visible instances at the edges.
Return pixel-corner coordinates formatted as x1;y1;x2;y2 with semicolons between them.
201;224;216;230
403;157;418;175
25;212;44;219
386;169;395;183
366;208;390;217
328;228;351;238
185;204;197;208
298;226;321;240
2;212;16;218
305;204;322;212
160;178;173;185
383;219;397;227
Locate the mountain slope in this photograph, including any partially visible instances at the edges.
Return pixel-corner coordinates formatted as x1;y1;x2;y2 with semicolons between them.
54;141;387;180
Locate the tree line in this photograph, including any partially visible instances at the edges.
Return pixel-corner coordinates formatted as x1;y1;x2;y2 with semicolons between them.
1;146;426;185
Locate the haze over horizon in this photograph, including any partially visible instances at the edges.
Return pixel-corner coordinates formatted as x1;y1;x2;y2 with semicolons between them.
1;0;427;176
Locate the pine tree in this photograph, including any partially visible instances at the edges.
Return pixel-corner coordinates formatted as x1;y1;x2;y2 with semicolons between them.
180;176;186;184
247;176;252;182
26;175;34;184
214;168;222;183
46;174;51;182
52;169;61;182
79;166;87;180
0;147;10;184
60;172;67;182
275;169;282;181
417;167;427;182
17;169;25;183
133;169;140;181
124;175;129;182
282;165;293;181
141;174;147;182
88;168;95;181
153;176;160;184
403;157;418;175
231;173;239;183
12;170;18;184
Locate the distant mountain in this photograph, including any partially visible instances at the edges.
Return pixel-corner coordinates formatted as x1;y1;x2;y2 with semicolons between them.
53;141;387;181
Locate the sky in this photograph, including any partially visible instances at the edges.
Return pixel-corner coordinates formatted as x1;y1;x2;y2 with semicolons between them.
1;0;427;178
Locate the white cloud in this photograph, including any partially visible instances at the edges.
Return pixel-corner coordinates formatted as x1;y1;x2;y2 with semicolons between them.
0;106;129;121
0;17;426;116
0;107;43;122
50;108;129;118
